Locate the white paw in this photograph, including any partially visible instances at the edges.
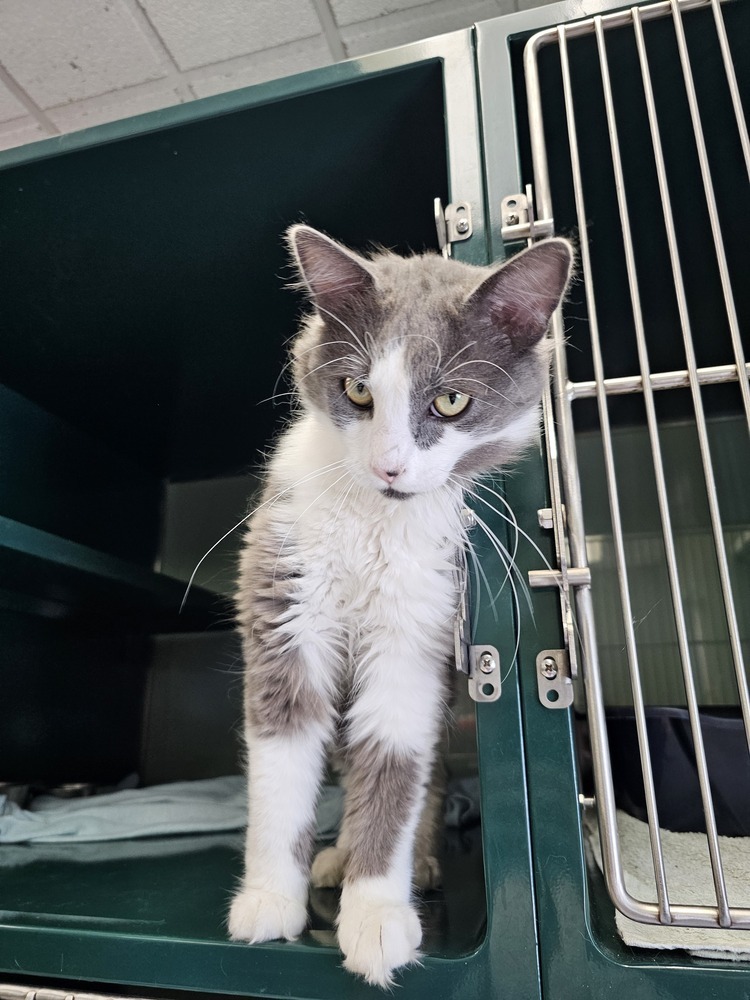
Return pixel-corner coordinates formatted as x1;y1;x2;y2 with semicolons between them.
338;898;422;989
311;845;348;888
228;887;307;944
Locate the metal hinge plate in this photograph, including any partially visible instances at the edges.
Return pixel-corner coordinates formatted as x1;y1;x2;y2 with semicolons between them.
434;198;473;258
501;184;554;243
536;649;573;709
453;512;501;703
467;644;501;703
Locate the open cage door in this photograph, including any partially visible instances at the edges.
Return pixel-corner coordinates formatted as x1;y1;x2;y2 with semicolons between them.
480;0;750;995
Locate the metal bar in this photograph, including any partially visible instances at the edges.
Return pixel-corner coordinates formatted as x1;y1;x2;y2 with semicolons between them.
569;362;750;399
529;566;592;589
540;380;581;676
594;14;676;924
524;29;635;924
528;0;712;53
710;0;750;180
670;0;750;433
560;18;676;924
658;1;750;751
635;2;738;925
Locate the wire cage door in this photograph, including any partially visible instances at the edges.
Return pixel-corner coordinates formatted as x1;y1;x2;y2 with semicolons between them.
523;0;750;929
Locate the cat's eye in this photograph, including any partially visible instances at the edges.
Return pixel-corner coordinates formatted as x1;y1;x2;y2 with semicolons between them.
344;377;373;408
432;391;470;418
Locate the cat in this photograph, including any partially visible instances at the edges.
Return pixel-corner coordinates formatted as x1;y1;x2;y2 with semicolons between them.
227;225;572;987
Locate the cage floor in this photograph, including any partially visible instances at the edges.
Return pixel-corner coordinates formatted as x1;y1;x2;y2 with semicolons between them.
0;827;486;968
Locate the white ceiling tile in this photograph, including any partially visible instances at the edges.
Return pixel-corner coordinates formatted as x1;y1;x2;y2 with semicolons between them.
0;0;167;108
513;0;553;9
47;80;185;133
189;36;331;98
331;0;433;29
0;82;27;122
0;115;51;150
340;0;501;55
138;0;323;71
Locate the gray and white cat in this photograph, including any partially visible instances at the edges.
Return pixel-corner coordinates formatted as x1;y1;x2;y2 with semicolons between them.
228;225;572;986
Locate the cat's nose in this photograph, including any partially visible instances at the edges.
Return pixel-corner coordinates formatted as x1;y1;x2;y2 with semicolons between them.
372;464;404;485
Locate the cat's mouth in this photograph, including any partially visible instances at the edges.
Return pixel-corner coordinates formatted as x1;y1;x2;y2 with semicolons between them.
381;486;413;501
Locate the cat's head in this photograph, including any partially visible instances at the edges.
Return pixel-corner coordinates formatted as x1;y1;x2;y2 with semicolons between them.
288;225;572;499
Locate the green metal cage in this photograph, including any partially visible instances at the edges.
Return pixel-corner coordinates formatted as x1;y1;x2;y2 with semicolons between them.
0;0;748;997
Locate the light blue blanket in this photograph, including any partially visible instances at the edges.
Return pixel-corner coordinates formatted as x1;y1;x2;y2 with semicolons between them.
0;776;342;844
0;774;479;846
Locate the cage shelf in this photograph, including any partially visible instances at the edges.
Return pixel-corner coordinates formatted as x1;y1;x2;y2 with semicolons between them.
0;514;224;631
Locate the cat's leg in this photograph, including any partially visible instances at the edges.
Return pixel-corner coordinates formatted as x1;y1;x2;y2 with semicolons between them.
311;761;444;891
411;759;445;891
228;639;336;944
335;644;448;987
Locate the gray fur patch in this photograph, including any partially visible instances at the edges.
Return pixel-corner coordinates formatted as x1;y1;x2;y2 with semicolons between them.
236;480;335;740
293;818;318;870
341;738;420;881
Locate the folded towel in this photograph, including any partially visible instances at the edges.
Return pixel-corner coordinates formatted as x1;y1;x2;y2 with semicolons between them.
0;774;480;847
0;776;343;845
586;809;750;960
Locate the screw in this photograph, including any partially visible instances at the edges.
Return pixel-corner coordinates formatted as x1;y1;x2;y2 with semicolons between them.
506;213;519;226
455;217;470;235
540;656;558;679
461;507;477;530
479;652;496;674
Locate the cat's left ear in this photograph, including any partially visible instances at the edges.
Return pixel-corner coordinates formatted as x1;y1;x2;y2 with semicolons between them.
465;238;573;350
287;225;374;318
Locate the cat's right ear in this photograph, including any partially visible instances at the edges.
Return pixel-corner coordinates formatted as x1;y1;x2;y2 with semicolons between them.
287;225;374;319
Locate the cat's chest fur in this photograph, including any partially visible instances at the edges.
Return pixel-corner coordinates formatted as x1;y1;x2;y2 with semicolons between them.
269;412;464;638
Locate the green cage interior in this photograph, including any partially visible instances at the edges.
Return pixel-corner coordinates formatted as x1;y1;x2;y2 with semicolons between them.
0;61;488;990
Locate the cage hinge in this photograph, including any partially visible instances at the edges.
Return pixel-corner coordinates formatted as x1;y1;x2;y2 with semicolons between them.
501;184;554;243
536;649;573;709
529;566;591;589
529;488;591;680
434;198;473;258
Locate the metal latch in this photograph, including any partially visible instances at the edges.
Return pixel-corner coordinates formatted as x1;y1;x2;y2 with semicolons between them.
501;185;554;243
536;649;573;709
435;198;473;258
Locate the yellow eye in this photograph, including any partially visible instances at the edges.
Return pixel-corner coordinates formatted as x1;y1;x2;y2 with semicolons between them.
432;391;470;418
344;377;373;408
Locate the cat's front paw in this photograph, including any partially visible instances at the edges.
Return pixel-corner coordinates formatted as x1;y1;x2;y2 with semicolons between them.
228;887;307;944
338;893;422;988
311;845;348;888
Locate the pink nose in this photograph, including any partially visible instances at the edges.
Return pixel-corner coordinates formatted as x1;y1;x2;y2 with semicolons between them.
372;465;404;485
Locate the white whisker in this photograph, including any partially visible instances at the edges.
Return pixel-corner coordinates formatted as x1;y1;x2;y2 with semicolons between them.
299;354;361;383
272;469;353;585
442;340;476;372
462;477;554;576
180;459;347;613
443;357;520;390
448;376;514;405
270;339;360;401
398;333;443;370
314;303;370;362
